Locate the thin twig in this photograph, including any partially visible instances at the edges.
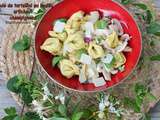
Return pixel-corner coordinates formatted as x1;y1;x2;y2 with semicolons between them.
20;47;36;117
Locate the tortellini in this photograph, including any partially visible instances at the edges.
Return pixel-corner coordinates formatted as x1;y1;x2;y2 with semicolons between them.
88;42;104;59
114;52;126;68
48;31;67;42
59;59;80;78
65;11;84;33
40;38;62;55
40;10;131;82
64;31;85;52
106;31;119;48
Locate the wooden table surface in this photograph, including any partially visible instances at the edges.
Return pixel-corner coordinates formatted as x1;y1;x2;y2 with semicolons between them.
0;0;160;119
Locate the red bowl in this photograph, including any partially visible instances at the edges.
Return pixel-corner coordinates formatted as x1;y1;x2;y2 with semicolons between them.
35;0;142;92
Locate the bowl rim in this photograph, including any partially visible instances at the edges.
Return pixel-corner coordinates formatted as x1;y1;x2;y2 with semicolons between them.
34;0;142;93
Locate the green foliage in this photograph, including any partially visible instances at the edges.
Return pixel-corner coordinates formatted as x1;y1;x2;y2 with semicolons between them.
52;56;64;67
133;3;147;10
2;107;18;120
147;22;160;36
34;8;45;21
7;75;42;105
12;35;31;51
121;0;133;5
95;20;108;29
124;84;156;113
58;104;67;117
150;55;160;61
2;107;41;120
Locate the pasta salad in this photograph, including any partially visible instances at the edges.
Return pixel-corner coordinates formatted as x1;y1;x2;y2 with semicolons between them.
40;10;132;87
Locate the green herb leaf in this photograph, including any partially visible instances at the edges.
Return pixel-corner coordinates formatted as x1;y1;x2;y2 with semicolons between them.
52;56;64;67
123;97;140;113
75;49;87;59
58;104;67;117
2;107;18;120
71;112;83;120
65;96;71;107
147;22;160;36
146;10;153;24
12;35;31;51
146;93;157;101
59;19;67;23
13;116;21;120
121;0;132;5
4;107;17;116
133;3;147;10
21;87;33;104
95;20;107;29
7;75;24;93
24;112;41;120
150;55;160;61
34;8;45;21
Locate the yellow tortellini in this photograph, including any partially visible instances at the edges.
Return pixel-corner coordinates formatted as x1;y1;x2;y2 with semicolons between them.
88;42;104;59
40;38;62;55
64;31;85;52
48;31;67;42
65;11;84;33
59;59;80;78
114;52;126;68
106;31;119;48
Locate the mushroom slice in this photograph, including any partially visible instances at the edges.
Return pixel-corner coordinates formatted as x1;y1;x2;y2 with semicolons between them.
115;41;128;53
91;77;106;87
102;69;111;81
109;18;124;36
79;64;87;83
123;46;132;52
121;34;131;41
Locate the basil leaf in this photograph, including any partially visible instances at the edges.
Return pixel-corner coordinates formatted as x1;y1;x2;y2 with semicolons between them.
95;20;107;29
150;55;160;61
58;104;67;117
71;112;83;120
121;0;132;5
52;56;64;67
147;22;160;36
133;3;147;10
12;35;31;51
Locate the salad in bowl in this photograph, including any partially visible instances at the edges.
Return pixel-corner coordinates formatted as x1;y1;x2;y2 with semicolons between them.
40;10;132;87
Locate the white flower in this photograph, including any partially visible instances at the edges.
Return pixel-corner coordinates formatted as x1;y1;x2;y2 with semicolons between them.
43;95;48;101
98;94;110;111
42;83;53;97
42;117;49;120
32;100;43;115
109;105;116;113
55;92;65;104
104;95;110;107
99;102;105;111
98;111;105;119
